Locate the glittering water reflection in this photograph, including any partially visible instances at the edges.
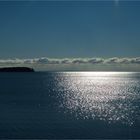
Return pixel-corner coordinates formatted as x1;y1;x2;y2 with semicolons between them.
54;72;140;126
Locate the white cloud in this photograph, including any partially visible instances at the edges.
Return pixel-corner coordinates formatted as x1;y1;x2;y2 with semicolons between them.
0;57;140;65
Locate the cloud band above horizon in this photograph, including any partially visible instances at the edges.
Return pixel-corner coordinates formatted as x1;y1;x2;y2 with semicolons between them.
0;57;140;65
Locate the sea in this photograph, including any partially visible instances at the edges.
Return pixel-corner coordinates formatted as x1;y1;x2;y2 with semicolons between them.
0;72;140;139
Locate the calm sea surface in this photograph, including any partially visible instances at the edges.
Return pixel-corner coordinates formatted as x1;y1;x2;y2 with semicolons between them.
0;72;140;139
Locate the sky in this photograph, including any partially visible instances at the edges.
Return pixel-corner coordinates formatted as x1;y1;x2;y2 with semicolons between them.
0;0;140;71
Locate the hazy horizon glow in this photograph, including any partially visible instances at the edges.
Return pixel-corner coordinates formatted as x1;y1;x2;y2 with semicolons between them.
0;57;139;71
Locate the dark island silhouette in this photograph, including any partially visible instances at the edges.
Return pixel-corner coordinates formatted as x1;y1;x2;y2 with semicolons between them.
0;67;34;72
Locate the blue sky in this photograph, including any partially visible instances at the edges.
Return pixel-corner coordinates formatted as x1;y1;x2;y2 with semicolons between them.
0;0;140;71
0;0;140;58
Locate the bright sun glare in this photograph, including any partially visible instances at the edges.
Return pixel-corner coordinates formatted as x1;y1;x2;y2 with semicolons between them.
79;72;122;77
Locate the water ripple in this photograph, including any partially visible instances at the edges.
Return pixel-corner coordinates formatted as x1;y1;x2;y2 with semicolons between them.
52;72;140;126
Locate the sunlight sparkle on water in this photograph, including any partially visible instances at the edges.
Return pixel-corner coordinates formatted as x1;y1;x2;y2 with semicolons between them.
54;72;140;126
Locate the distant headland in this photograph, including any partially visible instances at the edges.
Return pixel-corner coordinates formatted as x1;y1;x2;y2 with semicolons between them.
0;67;35;72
